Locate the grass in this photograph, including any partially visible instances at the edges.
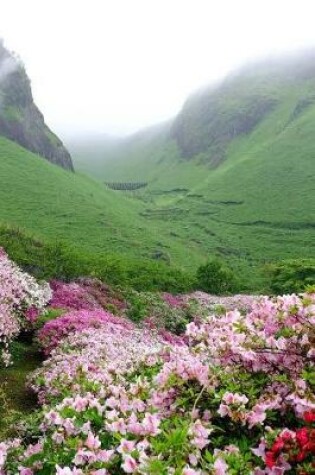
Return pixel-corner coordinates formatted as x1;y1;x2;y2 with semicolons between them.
70;65;315;290
0;340;42;437
0;136;205;271
0;224;195;292
1;53;314;290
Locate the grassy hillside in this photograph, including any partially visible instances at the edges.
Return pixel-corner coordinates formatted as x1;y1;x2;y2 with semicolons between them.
71;52;315;284
66;134;122;179
67;123;173;183
0;136;206;270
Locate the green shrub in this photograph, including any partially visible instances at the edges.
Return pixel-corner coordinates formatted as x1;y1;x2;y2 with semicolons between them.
125;290;195;334
118;260;193;293
0;224;87;281
266;258;315;294
196;258;239;294
35;308;65;330
124;290;150;323
0;386;21;438
0;223;193;292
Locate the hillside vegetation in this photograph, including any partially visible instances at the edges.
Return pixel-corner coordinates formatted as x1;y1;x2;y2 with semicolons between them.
71;51;315;285
1;49;314;291
0;136;210;279
0;249;314;473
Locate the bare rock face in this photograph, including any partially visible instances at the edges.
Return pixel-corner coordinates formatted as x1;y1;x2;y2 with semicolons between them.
0;40;74;171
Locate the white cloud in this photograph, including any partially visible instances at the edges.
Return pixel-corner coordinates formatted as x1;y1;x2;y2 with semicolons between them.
1;0;315;137
0;55;19;83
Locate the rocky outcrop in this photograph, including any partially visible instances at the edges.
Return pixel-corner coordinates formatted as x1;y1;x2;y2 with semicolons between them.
171;85;276;167
0;40;73;171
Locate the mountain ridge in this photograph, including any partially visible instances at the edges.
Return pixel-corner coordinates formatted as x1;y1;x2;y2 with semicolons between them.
0;40;73;171
70;49;315;279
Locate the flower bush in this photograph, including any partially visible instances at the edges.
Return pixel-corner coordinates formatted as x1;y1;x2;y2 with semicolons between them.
48;281;102;312
258;420;315;471
126;290;195;335
48;279;127;318
185;291;258;315
0;248;51;365
37;310;133;355
1;291;314;473
75;278;127;315
31;320;165;405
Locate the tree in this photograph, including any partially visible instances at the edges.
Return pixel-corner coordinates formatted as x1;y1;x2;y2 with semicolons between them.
196;258;238;294
266;259;315;294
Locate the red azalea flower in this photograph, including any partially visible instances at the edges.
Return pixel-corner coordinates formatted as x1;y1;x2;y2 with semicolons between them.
304;411;315;423
281;431;294;442
265;451;277;468
296;428;309;448
271;439;285;453
305;441;315;453
296;449;307;462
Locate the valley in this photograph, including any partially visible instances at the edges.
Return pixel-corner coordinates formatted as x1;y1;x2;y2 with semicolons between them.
0;10;315;474
70;53;315;287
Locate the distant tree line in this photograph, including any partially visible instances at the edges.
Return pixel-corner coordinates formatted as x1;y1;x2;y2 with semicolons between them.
105;182;148;191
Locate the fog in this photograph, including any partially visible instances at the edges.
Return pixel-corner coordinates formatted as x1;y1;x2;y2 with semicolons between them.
0;56;19;84
1;0;315;139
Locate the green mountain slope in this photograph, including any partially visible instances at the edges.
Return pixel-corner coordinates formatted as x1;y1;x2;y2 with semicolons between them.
67;123;172;183
71;51;315;278
0;40;73;170
0;136;206;268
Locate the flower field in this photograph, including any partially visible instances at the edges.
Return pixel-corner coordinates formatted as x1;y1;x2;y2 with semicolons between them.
0;249;314;474
0;249;51;366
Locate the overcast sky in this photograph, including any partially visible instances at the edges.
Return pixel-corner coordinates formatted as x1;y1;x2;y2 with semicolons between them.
1;0;315;138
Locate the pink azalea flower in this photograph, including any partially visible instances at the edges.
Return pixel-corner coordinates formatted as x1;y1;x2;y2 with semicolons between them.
118;439;136;454
182;468;201;475
18;469;34;475
97;449;115;462
141;413;161;436
213;457;228;475
121;455;139;473
85;431;101;450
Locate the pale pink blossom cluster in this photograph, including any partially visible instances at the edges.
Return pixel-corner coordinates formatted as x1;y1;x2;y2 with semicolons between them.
37;309;133;355
0;248;51;365
185;293;315;421
31;321;165;403
186;291;259;314
1;291;315;473
0;439;21;473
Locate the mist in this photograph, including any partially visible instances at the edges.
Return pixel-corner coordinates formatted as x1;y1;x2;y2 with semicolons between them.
0;56;19;84
0;40;21;113
1;0;315;139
